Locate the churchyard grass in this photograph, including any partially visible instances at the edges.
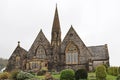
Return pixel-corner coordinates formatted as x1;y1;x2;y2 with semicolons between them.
88;72;117;80
37;72;117;80
106;74;117;80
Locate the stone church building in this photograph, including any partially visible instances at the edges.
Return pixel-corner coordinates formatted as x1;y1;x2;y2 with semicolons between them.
5;6;109;72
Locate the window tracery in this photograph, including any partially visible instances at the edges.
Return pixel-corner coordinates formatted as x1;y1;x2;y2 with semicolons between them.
36;45;46;59
65;42;78;64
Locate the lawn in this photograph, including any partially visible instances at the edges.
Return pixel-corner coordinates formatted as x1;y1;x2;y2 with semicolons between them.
88;72;117;80
106;74;117;80
36;74;60;80
37;72;117;80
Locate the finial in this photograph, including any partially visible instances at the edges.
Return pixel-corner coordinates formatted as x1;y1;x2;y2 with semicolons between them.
71;25;73;28
18;41;20;47
40;29;42;32
55;3;58;13
105;44;108;49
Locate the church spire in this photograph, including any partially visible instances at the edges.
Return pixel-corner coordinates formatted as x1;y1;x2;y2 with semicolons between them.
52;5;61;32
51;5;61;46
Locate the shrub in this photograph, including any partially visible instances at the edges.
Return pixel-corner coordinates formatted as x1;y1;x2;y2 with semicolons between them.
118;67;120;74
103;64;109;72
75;69;88;80
113;67;119;76
103;63;109;69
0;72;10;79
37;67;48;76
107;67;114;75
17;71;34;80
96;65;107;80
60;69;75;80
107;67;119;76
10;70;20;80
116;74;120;80
28;71;36;76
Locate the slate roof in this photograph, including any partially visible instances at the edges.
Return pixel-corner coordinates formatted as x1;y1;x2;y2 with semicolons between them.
88;44;109;60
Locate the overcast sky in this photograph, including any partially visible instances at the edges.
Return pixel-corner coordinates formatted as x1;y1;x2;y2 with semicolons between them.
0;0;120;66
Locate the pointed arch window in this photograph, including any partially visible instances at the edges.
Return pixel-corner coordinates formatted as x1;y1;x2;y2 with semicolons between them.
15;56;20;67
65;42;78;64
36;45;46;59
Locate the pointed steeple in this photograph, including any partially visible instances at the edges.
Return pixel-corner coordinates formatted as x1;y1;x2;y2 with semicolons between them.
51;5;61;47
52;4;61;32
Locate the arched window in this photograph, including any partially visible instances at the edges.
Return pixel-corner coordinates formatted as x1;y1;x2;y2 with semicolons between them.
16;56;20;65
65;42;78;64
36;45;46;59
